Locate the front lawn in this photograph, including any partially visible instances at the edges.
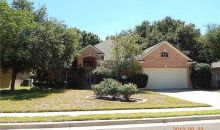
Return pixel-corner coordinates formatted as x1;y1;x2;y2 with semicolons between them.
1;110;220;123
0;89;209;113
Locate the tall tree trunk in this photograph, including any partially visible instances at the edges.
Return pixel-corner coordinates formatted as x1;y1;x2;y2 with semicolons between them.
10;68;18;91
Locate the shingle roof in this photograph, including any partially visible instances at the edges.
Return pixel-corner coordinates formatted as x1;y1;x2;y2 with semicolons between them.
94;39;115;60
212;61;220;68
142;43;161;56
80;44;103;54
82;40;192;62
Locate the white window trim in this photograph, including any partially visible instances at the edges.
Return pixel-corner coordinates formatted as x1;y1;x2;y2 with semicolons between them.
161;51;169;58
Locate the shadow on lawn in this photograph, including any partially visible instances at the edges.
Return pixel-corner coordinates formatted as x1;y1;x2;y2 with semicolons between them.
0;89;64;101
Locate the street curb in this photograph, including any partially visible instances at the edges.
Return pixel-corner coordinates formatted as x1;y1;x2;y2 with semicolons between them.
1;115;220;129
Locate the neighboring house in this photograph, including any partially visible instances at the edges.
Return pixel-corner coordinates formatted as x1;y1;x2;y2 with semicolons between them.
211;61;220;88
75;40;193;89
0;67;31;88
73;39;114;68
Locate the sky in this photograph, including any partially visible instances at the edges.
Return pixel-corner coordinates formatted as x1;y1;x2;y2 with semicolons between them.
8;0;220;40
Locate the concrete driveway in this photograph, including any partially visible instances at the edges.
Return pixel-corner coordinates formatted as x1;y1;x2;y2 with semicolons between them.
158;89;220;108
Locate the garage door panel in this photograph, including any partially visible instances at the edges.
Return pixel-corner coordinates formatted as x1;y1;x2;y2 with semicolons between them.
143;68;188;89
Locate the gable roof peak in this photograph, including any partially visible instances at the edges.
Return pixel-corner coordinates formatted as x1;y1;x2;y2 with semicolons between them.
160;41;172;45
80;44;103;54
141;41;192;62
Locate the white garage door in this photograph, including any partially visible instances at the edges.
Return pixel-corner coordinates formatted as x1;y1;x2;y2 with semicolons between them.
143;68;188;89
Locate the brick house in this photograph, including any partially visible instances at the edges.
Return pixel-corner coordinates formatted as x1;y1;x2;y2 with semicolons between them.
73;39;114;68
74;40;193;89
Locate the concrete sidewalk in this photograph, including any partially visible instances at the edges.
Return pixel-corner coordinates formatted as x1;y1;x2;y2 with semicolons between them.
0;107;219;117
1;115;220;129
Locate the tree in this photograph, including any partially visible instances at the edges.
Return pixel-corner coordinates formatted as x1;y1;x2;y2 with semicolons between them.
30;19;80;80
135;21;151;38
34;5;47;23
12;0;47;23
134;17;201;59
195;37;216;63
111;34;142;76
0;0;80;90
12;0;34;11
205;25;220;60
110;17;201;61
78;31;101;47
0;0;36;90
195;25;220;63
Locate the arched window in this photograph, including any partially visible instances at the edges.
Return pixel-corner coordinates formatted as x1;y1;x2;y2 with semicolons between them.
161;52;169;58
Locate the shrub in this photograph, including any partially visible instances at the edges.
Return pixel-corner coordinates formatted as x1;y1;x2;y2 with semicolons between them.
52;80;67;89
191;63;212;89
93;78;121;98
119;83;138;101
93;84;106;98
33;81;50;90
33;80;66;90
92;66;113;84
127;74;148;88
104;79;121;99
78;67;86;77
66;76;84;89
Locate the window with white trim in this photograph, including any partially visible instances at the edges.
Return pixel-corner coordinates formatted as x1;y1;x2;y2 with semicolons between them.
161;52;169;58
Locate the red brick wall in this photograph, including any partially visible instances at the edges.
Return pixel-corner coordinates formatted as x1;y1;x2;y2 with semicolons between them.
141;44;189;68
78;46;103;66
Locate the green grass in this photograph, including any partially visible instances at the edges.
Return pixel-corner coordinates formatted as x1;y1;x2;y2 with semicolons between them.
0;89;209;113
1;110;220;123
0;86;31;90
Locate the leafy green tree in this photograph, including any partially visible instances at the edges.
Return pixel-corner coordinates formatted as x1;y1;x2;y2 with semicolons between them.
195;25;220;63
34;5;47;23
12;0;47;23
135;21;151;37
0;0;80;90
205;25;220;60
112;34;142;76
0;0;36;90
134;17;200;59
12;0;34;11
79;31;101;47
195;37;215;63
30;20;80;80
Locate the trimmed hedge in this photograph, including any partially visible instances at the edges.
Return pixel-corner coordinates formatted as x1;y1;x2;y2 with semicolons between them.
127;74;148;88
33;80;66;90
191;63;212;89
